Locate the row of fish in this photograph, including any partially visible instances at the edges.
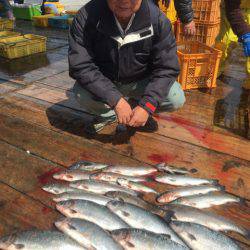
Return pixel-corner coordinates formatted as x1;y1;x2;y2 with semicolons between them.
0;161;248;249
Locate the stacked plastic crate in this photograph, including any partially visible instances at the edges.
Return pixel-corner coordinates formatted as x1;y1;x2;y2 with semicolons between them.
176;0;223;90
176;0;221;46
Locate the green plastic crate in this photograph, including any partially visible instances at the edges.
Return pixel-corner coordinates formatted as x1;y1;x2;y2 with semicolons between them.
13;4;41;20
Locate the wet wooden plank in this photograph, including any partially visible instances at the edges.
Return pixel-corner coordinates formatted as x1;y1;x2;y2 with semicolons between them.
14;84;250;161
0;96;249;201
0;182;60;237
36;71;75;91
155;113;250;161
16;84;84;112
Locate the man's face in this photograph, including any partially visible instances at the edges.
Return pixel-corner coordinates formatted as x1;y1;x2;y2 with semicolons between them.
107;0;142;19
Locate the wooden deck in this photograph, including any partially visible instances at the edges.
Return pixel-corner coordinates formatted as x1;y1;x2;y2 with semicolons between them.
0;20;249;248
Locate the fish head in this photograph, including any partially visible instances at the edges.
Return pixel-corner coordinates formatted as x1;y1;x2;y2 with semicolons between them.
55;218;75;232
56;200;78;217
42;184;62;194
106;200;124;212
117;178;129;186
90;172;102;180
53;171;72;181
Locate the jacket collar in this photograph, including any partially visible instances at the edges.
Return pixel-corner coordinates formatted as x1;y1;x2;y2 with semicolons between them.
97;0;151;37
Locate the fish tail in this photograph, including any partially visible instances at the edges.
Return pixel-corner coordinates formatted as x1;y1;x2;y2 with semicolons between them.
190;168;198;173
218;185;225;191
211;179;219;185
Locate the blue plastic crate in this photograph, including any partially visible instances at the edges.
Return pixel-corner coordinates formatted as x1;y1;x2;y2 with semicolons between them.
48;15;70;29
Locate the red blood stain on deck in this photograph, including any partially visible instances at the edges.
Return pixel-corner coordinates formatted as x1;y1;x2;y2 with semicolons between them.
42;207;51;214
155;114;226;151
148;153;176;164
38;168;62;185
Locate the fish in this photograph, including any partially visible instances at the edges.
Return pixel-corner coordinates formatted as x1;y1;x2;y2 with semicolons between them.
103;165;157;176
90;172;149;183
156;163;197;175
70;180;138;196
111;228;189;250
171;192;242;208
105;191;162;215
68;160;108;171
157;185;224;203
55;218;123;250
162;204;250;238
0;230;83;250
155;174;218;186
170;221;241;250
53;191;113;205
107;200;186;246
42;183;79;194
53;170;92;182
117;178;158;194
56;199;130;231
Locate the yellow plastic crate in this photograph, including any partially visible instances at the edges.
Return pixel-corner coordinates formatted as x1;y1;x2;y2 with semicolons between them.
0;31;21;39
0;34;47;59
0;19;15;31
177;41;222;90
32;14;55;27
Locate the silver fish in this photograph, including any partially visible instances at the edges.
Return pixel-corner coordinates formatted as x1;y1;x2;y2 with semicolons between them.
117;178;158;194
156;163;197;175
103;165;157;176
157;185;224;203
42;183;79;194
105;191;162;215
111;228;189;250
90;172;149;183
53;170;92;182
56;199;129;231
171;192;242;208
69;160;108;171
162;204;250;238
107;200;186;246
170;221;241;250
55;218;123;250
70;180;138;196
53;191;113;205
0;230;83;250
155;174;218;186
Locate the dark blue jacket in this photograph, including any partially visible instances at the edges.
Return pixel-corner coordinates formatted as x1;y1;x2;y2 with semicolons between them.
69;0;180;114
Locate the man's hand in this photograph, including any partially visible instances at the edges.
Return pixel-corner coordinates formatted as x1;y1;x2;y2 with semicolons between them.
129;106;149;127
183;21;196;36
114;98;133;125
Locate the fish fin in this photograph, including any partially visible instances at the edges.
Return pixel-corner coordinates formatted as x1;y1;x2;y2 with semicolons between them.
190;168;198;173
126;241;135;248
145;177;153;182
163;210;175;223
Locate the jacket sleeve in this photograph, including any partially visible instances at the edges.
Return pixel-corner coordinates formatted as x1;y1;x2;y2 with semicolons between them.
139;13;180;114
224;0;250;38
68;9;123;108
174;0;194;24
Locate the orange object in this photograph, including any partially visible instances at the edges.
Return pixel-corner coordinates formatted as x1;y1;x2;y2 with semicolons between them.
175;20;220;46
177;41;222;90
192;0;221;23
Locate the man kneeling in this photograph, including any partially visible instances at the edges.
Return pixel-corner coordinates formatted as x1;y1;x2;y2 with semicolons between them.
69;0;185;134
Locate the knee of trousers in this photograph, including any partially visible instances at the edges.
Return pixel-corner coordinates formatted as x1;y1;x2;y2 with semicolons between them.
73;82;110;115
168;81;186;111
